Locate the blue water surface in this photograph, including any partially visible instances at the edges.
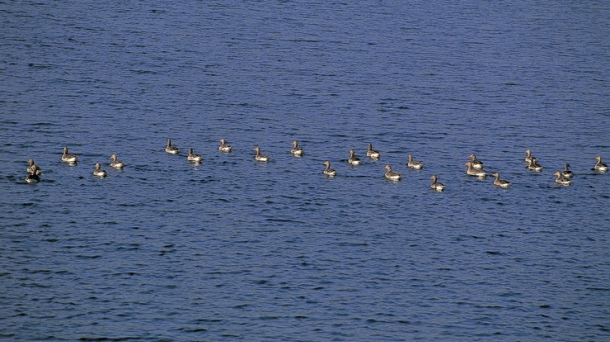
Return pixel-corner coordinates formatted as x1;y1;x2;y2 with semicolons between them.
1;1;609;341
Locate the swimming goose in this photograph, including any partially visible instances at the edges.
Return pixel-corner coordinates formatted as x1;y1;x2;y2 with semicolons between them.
253;147;269;162
187;148;203;163
553;171;571;186
348;149;361;165
62;147;78;164
93;163;107;178
27;159;41;176
468;154;484;170
323;161;336;177
384;165;401;181
109;154;125;169
367;143;380;159
593;156;608;173
165;139;179;154
465;162;487;177
430;175;445;191
527;157;543;172
562;163;573;178
524;149;534;163
25;170;40;183
219;138;232;153
407;154;423;169
290;140;304;157
491;172;511;188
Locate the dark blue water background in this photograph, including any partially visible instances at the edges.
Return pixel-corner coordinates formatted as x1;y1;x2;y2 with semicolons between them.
1;1;609;341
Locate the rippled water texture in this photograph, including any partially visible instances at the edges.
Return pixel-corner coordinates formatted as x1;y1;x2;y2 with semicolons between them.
1;1;609;341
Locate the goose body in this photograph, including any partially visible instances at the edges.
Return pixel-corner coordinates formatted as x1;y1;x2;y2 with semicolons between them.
165;139;179;154
323;161;336;177
554;171;571;186
468;154;484;170
527;157;543;172
465;162;487;177
348;149;361;165
219;139;232;153
27;159;41;176
290;140;304;157
367;143;380;159
384;165;401;181
562;163;573;178
430;175;445;191
407;154;423;170
25;171;40;183
253;147;269;162
109;154;124;169
491;172;511;188
187;148;203;162
93;163;107;178
62;147;78;163
593;156;608;173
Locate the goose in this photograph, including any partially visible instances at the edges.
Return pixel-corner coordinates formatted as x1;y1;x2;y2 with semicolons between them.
553;171;571;186
27;159;41;176
491;172;511;188
407;154;423;169
62;147;78;164
384;165;401;181
348;149;361;165
323;161;336;177
253;147;269;162
187;148;203;163
465;162;487;177
93;163;107;178
218;139;232;153
290;140;304;157
109;154;124;169
430;175;445;191
525;149;534;163
593;156;608;173
367;143;380;159
527;157;543;172
468;154;484;170
165;139;179;154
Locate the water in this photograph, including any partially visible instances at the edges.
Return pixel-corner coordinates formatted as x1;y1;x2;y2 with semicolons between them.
2;1;609;341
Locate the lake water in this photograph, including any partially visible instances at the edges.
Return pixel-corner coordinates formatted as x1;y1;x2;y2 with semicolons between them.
1;1;609;341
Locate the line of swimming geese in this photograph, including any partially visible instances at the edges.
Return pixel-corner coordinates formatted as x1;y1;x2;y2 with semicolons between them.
24;140;609;190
